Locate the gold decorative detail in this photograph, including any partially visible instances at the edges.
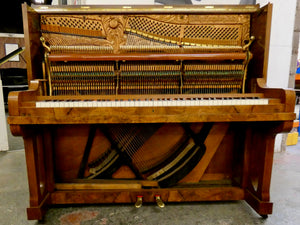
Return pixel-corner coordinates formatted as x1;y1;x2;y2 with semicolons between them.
101;15;127;53
40;36;51;53
109;19;119;29
243;36;255;51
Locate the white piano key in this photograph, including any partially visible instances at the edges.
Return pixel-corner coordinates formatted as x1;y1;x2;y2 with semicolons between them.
201;99;209;106
248;98;257;105
63;101;69;108
252;98;259;105
168;99;174;106
225;98;233;105
230;98;238;105
82;101;88;107
42;101;49;108
261;99;269;105
140;100;147;107
176;99;183;106
194;98;201;106
239;99;246;105
244;98;253;105
104;100;112;107
214;99;222;106
143;100;149;107
68;101;74;108
148;99;154;107
79;101;85;107
92;100;98;107
72;101;79;107
208;98;213;106
157;99;164;107
118;100;124;107
58;101;64;108
164;100;170;106
185;99;191;106
51;101;59;108
97;100;104;107
110;100;116;107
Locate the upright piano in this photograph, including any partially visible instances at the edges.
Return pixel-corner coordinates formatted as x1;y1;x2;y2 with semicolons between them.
8;3;296;220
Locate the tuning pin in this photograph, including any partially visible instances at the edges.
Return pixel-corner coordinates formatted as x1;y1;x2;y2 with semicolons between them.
155;195;165;208
135;196;143;208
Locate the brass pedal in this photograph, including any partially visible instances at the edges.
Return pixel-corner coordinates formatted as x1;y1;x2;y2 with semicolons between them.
155;195;165;208
135;196;143;208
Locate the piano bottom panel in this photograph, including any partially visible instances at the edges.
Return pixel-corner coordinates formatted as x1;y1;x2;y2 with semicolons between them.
20;121;289;219
27;185;272;220
50;186;246;204
51;123;233;184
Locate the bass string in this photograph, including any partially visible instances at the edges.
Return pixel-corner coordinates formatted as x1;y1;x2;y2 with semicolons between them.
109;125;139;157
108;124;155;171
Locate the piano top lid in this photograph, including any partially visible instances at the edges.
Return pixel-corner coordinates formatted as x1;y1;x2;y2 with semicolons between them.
30;4;260;14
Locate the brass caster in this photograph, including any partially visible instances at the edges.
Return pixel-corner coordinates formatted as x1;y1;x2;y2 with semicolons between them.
135;196;143;208
155;195;165;208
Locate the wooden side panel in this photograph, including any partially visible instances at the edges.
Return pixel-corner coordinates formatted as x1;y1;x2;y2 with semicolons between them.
247;3;272;91
22;3;43;83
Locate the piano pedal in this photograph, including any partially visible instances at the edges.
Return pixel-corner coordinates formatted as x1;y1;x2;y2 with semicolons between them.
155;195;165;208
135;196;143;208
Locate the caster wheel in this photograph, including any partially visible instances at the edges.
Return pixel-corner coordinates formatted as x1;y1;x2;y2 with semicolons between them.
260;214;268;219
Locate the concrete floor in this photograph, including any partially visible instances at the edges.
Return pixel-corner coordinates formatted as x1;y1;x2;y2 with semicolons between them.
1;121;300;224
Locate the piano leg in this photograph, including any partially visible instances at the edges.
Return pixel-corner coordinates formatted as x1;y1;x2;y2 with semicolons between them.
243;122;293;217
22;126;53;220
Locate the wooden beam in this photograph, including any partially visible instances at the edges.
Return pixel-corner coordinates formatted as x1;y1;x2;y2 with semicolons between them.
179;123;229;183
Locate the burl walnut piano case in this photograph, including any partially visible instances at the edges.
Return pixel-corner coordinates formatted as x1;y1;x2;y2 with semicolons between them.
7;3;296;220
